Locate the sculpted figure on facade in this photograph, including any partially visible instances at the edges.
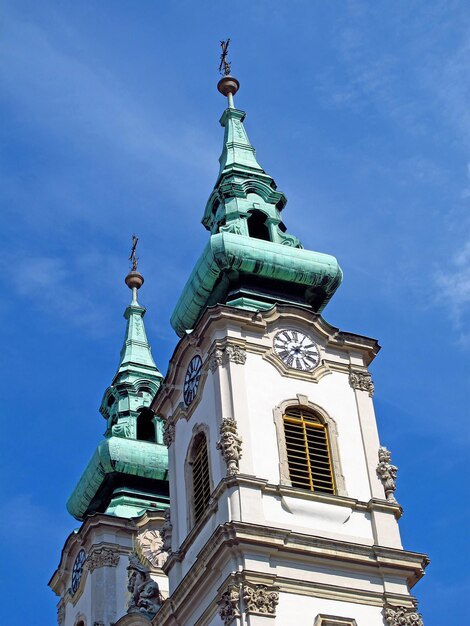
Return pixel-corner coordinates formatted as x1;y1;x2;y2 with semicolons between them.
127;552;162;619
162;417;175;448
217;417;243;476
348;370;374;397
383;603;424;626
218;585;241;625
377;446;398;502
86;546;120;573
159;508;173;554
243;583;279;615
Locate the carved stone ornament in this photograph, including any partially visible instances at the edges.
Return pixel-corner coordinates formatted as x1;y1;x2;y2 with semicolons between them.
383;603;424;626
348;370;374;397
86;546;120;573
224;344;247;365
127;552;163;619
377;446;398;502
243;583;279;615
159;508;173;554
218;585;241;625
162;418;175;447
216;417;243;476
57;605;65;626
138;529;168;568
209;344;246;373
209;348;224;373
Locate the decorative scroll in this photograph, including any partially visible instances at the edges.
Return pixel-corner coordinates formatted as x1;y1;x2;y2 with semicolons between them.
349;370;374;397
376;446;398;502
218;585;241;624
216;417;242;476
127;553;162;619
243;583;279;615
383;604;423;626
163;418;175;447
86;546;120;573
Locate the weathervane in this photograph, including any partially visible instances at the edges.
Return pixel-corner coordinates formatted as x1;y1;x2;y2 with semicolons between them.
129;234;139;271
219;38;232;76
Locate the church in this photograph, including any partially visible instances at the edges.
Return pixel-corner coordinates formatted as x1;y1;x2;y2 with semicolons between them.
49;49;429;626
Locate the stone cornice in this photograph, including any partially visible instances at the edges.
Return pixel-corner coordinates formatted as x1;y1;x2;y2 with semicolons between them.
162;475;403;563
165;514;428;590
152;304;380;415
155;552;425;626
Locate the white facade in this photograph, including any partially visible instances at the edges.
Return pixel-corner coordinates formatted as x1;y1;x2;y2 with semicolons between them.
151;304;428;626
50;511;168;626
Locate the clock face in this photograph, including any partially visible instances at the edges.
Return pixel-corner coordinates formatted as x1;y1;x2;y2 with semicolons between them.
71;549;86;595
138;530;166;567
273;329;320;371
184;355;203;405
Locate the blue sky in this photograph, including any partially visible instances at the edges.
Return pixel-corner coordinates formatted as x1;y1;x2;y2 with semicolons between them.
1;1;469;623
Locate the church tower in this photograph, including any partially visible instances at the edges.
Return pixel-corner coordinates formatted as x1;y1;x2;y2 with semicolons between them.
150;57;429;626
50;258;170;626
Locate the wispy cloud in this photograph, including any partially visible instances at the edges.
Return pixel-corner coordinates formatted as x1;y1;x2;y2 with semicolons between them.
434;239;470;344
0;251;125;335
0;10;216;177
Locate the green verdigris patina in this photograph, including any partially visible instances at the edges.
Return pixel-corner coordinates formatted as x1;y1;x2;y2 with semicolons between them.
171;95;342;337
67;284;168;520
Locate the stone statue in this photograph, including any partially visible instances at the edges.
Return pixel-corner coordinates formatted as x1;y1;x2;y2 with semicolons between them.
127;552;162;619
377;446;398;502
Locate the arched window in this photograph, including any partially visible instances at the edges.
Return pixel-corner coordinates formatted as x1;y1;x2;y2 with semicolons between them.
283;406;335;494
136;408;155;442
190;432;211;523
247;209;270;241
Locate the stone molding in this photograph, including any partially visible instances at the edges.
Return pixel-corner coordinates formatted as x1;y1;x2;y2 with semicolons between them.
242;583;279;616
348;370;374;396
209;343;247;372
162;417;175;448
152;304;380;416
218;584;241;625
314;616;357;626
383;603;423;626
86;546;120;573
216;417;243;476
377;446;398;502
57;604;65;626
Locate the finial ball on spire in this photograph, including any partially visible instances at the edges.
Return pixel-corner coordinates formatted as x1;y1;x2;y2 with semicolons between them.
125;270;144;290
217;75;240;97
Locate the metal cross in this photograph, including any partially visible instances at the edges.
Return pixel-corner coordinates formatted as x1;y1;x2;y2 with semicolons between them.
129;234;139;271
219;38;231;76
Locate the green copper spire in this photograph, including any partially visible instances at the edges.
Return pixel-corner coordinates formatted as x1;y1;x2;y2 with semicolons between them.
171;62;342;337
67;249;168;520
